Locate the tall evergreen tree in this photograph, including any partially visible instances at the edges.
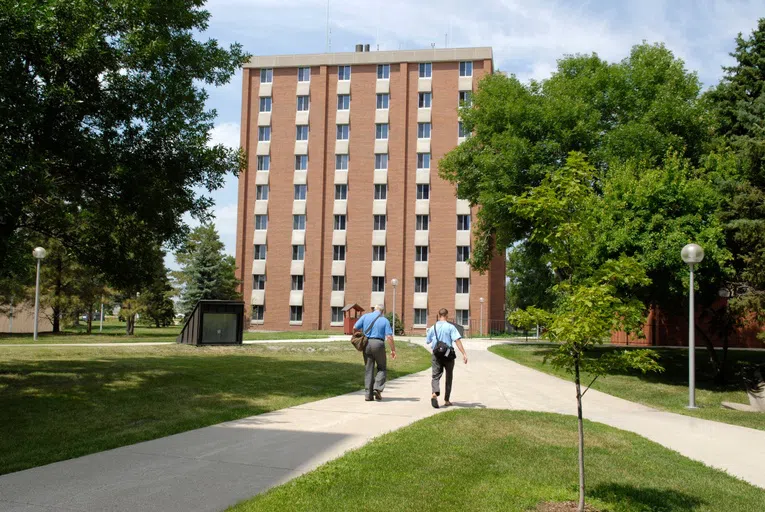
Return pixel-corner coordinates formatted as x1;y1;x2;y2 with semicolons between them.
176;224;239;316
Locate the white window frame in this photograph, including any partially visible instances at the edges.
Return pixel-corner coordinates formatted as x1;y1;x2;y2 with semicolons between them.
257;155;270;171
293;214;306;230
298;67;311;82
337;94;350;110
372;245;386;261
336;154;349;170
253;274;266;290
414;308;428;326
251;305;264;321
458;121;469;138
416;214;429;231
414;277;428;293
331;306;344;323
372;276;385;292
256;185;269;201
415;245;429;262
376;93;389;109
416;184;430;200
418;92;432;108
457;246;470;262
455;309;469;326
255;215;268;230
333;245;346;261
291;275;304;291
418;63;432;78
290;305;303;322
417;153;431;170
373;214;387;231
459;91;472;107
334;214;347;231
295;155;308;171
418;122;431;139
374;184;387;200
336;124;349;140
296;125;309;141
456;277;470;294
294;184;307;200
377;64;390;79
332;275;345;291
338;65;351;81
459;61;473;77
260;68;273;83
457;214;471;231
292;244;305;261
259;96;272;112
258;126;271;142
375;153;388;170
375;123;389;140
335;184;348;200
253;244;266;260
297;95;310;111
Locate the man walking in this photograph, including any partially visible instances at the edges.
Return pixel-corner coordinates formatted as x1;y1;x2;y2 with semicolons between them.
427;308;467;408
354;305;396;402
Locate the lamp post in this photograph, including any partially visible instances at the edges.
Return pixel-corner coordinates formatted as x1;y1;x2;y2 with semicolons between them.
479;297;485;337
391;278;398;334
681;243;704;409
32;247;47;341
99;302;104;333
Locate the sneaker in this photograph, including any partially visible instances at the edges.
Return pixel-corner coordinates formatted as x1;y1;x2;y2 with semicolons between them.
365;397;374;402
431;397;440;409
373;390;382;401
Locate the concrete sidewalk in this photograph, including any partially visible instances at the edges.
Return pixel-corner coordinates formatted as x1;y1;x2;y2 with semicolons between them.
1;341;764;512
0;337;346;348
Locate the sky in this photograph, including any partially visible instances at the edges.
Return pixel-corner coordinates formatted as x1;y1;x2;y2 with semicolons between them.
172;0;764;269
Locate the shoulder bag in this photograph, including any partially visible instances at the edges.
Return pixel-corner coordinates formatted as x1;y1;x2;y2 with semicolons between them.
351;313;383;352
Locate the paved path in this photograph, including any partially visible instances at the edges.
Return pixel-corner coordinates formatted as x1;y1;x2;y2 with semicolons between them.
0;337;346;348
1;341;764;512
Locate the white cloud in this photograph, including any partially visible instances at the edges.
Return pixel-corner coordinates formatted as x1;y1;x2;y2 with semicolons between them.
208;122;241;149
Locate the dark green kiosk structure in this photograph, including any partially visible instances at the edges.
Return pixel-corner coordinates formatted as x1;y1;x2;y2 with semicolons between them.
177;300;245;346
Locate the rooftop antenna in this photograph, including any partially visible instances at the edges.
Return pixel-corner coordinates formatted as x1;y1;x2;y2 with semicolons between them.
325;0;330;52
431;42;436;49
444;33;447;48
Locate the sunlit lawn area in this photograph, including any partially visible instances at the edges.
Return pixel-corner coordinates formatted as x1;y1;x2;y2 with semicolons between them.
230;409;765;512
0;319;335;344
0;341;430;475
491;344;765;431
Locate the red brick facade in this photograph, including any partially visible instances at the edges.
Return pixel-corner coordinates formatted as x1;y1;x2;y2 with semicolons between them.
235;48;505;332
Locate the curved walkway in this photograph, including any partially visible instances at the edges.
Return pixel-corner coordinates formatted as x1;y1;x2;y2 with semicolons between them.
1;340;763;512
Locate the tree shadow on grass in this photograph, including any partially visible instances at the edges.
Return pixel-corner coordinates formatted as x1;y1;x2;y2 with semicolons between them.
0;353;383;474
590;482;706;511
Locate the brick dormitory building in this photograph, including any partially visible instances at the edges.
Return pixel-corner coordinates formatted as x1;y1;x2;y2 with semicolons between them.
234;46;505;333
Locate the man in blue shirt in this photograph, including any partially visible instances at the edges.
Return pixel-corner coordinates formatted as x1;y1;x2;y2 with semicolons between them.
426;308;468;409
354;305;396;402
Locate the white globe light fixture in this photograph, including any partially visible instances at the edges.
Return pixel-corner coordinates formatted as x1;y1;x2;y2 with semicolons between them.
32;247;47;341
681;243;704;409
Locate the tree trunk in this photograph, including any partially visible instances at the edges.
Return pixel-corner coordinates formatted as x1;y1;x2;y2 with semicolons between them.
126;314;136;335
695;322;723;381
86;309;93;335
575;355;586;512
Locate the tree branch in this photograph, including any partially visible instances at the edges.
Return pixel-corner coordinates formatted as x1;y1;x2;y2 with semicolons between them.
580;375;599;398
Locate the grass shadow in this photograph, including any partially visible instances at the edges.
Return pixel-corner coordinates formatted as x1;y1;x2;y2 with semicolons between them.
590;482;706;511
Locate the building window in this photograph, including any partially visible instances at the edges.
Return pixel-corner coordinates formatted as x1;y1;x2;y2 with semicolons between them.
377;64;390;79
375;123;388;140
290;306;303;322
419;63;432;78
373;214;387;231
337;94;350;110
375;154;388;170
254;244;266;260
294;184;307;200
336;154;349;170
332;275;345;291
258;126;270;142
374;184;387;200
459;91;472;107
295;154;308;171
415;246;429;262
331;306;343;323
338;65;351;80
251;305;264;321
458;121;469;138
416;184;430;200
372;276;385;292
333;245;346;261
292;245;304;261
376;93;389;109
297;95;310;111
459;61;473;77
260;68;273;83
456;277;470;294
337;124;349;140
334;214;346;231
416;214;429;231
253;274;265;290
257;155;270;171
293;214;306;230
418;122;431;139
259;96;272;112
455;309;469;326
457;214;471;231
335;184;348;200
255;215;268;230
418;92;432;108
372;245;386;261
291;275;304;291
298;67;311;82
457;246;470;262
414;277;428;293
296;125;309;141
417;153;431;169
414;308;428;325
256;185;269;201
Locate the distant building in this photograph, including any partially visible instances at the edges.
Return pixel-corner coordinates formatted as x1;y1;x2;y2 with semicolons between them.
235;46;506;332
0;302;53;334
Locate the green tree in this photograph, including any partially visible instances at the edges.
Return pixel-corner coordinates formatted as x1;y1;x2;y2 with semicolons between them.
707;19;765;340
0;0;248;292
176;224;240;316
505;242;556;311
511;153;663;512
440;43;709;272
138;276;176;328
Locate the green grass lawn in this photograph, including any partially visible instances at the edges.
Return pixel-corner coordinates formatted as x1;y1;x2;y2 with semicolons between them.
230;409;765;512
0;341;429;475
490;344;765;431
0;319;335;344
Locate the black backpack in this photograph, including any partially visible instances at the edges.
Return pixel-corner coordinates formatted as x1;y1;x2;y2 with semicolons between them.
432;324;454;359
